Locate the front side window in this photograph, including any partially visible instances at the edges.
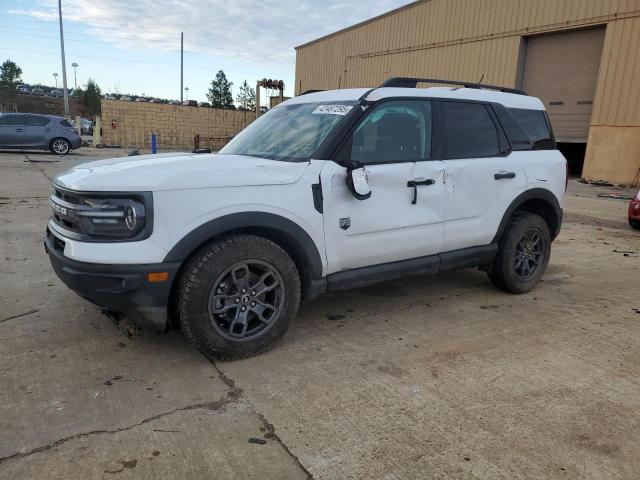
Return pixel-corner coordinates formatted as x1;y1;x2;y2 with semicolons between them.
27;116;51;126
435;102;500;159
0;115;25;126
344;100;431;165
220;102;356;162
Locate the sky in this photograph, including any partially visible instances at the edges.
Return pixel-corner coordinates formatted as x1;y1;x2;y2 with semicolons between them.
1;0;410;104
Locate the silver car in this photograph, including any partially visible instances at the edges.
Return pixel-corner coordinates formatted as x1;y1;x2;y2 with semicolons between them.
0;113;83;155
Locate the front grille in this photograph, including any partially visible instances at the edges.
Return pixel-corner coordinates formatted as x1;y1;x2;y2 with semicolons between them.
52;211;80;232
54;187;82;205
51;186;82;232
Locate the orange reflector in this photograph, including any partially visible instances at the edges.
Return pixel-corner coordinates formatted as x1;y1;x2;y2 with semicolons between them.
147;272;169;283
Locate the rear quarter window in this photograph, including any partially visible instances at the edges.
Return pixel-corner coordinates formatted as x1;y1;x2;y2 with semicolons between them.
508;108;555;150
60;119;74;128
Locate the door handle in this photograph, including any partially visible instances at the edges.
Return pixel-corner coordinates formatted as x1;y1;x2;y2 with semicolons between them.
16;128;24;132
494;172;516;180
406;178;435;205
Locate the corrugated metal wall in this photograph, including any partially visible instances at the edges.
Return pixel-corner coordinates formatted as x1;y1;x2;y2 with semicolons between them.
295;0;640;126
592;14;640;125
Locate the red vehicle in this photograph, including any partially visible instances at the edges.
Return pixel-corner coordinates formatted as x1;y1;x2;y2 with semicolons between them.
630;189;640;230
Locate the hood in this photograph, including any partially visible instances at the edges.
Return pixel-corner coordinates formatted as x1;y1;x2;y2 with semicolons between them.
54;153;309;192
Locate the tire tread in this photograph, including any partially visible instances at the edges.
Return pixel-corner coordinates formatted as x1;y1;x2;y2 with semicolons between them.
488;211;550;294
177;234;300;361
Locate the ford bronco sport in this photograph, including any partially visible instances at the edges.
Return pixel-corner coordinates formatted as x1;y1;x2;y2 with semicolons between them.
45;77;566;360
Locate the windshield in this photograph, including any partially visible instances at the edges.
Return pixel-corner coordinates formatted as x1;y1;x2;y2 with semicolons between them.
220;102;357;161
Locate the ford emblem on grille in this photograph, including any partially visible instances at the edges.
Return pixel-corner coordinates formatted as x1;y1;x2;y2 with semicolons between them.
125;206;137;231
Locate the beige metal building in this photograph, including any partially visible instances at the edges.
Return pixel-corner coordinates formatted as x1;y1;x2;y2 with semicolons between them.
295;0;640;185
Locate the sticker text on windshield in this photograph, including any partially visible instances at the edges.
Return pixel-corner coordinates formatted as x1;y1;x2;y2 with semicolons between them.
312;105;354;116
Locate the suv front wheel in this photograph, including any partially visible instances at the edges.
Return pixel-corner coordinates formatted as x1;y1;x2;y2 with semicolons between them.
177;234;301;360
488;212;551;294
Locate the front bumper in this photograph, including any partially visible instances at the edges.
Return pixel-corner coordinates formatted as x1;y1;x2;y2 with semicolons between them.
44;228;181;331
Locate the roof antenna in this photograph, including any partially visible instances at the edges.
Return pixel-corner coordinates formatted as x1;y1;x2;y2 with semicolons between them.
478;73;485;84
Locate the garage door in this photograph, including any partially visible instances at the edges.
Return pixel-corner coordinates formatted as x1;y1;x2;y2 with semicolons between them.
520;27;605;143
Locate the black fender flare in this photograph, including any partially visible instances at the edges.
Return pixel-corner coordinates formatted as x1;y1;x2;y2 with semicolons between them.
163;212;324;280
491;188;563;244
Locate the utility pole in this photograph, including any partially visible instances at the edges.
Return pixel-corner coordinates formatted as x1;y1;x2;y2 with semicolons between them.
180;32;184;103
57;0;70;116
71;62;78;90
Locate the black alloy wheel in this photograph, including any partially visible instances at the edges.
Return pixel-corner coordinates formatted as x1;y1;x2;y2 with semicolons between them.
513;230;544;280
208;260;285;342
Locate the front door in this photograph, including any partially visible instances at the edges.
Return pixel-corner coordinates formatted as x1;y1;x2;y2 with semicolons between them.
321;99;445;274
0;114;27;147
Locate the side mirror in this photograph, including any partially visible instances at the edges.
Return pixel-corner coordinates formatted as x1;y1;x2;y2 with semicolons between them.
346;164;371;200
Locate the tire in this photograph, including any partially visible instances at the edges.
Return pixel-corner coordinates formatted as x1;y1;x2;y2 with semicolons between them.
488;212;551;294
630;218;640;230
177;234;301;360
50;138;71;155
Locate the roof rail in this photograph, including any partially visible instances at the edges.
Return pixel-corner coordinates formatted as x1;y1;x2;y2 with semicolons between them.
300;89;326;95
380;77;527;95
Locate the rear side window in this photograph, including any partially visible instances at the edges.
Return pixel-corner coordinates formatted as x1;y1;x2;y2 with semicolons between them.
60;119;74;128
0;115;25;126
435;102;500;159
27;116;51;126
508;108;555;149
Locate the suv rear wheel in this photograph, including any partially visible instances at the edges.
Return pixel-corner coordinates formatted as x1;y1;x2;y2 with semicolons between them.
177;234;301;360
50;138;71;155
488;212;551;294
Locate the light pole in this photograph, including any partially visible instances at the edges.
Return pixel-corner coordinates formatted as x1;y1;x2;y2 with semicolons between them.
71;62;78;90
57;0;70;116
184;87;189;101
53;72;59;88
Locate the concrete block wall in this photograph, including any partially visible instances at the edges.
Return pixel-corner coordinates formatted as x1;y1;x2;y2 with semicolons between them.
101;100;257;150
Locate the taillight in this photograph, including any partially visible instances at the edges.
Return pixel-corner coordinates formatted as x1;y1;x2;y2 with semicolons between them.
565;162;569;192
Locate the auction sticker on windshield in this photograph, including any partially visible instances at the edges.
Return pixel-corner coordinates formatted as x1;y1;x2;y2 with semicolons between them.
312;105;353;116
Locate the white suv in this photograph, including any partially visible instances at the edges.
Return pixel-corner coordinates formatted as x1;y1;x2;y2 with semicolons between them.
45;77;566;360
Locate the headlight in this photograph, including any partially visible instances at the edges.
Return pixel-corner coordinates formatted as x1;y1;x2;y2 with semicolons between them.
50;186;153;241
77;197;146;237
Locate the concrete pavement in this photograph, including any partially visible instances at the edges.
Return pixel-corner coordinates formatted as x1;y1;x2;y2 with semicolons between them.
1;148;639;479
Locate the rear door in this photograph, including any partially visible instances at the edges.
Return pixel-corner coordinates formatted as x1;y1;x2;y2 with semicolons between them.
434;100;528;251
0;114;27;147
26;115;53;147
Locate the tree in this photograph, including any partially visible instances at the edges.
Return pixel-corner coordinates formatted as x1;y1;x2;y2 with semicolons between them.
207;70;233;109
236;80;256;111
78;78;102;116
0;59;23;89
